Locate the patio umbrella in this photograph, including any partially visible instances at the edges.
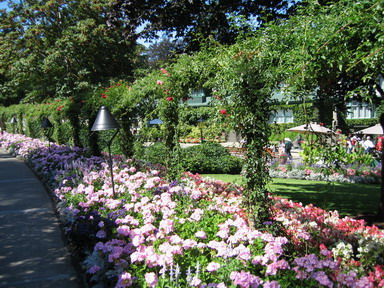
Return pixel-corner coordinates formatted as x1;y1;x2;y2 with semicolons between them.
356;124;383;135
287;123;333;134
148;118;163;125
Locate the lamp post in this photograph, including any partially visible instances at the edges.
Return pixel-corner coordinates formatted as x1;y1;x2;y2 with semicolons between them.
0;118;3;135
197;117;205;143
91;106;120;198
41;117;53;149
10;116;17;134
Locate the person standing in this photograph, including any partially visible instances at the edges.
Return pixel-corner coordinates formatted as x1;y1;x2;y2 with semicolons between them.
284;138;293;160
363;136;375;153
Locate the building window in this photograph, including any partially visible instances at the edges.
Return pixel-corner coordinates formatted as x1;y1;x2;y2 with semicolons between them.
269;109;294;124
346;101;374;119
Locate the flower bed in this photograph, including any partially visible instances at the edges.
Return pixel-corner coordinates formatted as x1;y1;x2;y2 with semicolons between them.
268;159;381;184
1;132;384;288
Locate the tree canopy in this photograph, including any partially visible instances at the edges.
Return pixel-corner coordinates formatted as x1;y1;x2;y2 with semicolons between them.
107;0;298;52
0;0;143;105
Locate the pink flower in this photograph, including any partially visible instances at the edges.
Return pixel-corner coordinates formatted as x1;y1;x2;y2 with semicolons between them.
183;239;198;249
156;80;164;85
132;234;145;246
234;244;251;261
116;272;133;287
347;168;356;176
189;208;204;221
190;276;202;287
159;219;174;234
160;68;170;76
145;272;158;288
263;281;281;288
206;262;221;272
166;96;173;101
230;271;263;288
265;260;289;275
117;225;130;236
195;231;207;239
304;169;313;175
216;229;229;239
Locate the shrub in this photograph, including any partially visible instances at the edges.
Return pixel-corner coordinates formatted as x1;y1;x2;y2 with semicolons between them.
182;142;244;174
139;142;244;174
140;142;168;165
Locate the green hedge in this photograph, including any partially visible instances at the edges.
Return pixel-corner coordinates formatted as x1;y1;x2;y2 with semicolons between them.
139;142;244;174
181;142;243;174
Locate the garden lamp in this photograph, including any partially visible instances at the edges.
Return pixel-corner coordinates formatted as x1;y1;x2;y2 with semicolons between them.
41;117;54;149
41;117;53;129
10;116;17;134
91;106;120;198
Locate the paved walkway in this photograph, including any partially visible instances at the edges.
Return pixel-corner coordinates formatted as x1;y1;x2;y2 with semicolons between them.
0;149;84;288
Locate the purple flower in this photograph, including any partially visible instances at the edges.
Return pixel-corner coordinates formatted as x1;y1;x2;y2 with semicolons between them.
263;281;281;288
311;271;333;288
116;272;133;287
96;230;107;239
230;271;263;288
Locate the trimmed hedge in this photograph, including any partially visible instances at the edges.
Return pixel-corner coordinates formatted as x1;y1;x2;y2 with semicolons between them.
140;142;244;174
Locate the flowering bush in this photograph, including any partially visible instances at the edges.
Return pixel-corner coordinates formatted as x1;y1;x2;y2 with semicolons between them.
268;159;381;184
1;132;384;287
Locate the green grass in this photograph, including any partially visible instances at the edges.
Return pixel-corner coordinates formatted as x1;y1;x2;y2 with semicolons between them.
202;174;381;217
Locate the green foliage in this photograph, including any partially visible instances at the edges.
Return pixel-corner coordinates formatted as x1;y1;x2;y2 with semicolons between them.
300;141;376;168
109;0;294;53
0;0;140;105
139;142;168;166
139;142;244;174
181;142;244;174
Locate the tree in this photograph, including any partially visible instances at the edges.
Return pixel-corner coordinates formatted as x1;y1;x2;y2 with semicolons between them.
107;0;298;53
144;37;183;69
0;0;141;106
265;0;384;215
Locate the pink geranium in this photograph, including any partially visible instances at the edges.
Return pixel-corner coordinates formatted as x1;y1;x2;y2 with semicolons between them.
206;262;221;272
145;272;158;287
346;168;356;176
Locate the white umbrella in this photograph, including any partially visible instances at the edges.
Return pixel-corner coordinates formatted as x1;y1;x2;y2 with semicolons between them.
287;123;333;134
356;124;383;135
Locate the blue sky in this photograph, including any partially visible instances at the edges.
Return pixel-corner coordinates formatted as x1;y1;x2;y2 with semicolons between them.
0;1;9;10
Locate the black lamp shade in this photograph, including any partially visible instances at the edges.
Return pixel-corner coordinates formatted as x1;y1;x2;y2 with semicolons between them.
41;117;53;129
10;116;17;124
91;106;120;131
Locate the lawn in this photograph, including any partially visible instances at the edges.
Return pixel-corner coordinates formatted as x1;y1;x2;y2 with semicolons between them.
202;174;381;217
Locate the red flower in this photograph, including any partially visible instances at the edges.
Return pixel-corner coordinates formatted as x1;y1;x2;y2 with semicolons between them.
101;93;107;99
160;68;170;76
166;97;173;101
319;122;324;126
219;109;227;115
57;105;63;111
